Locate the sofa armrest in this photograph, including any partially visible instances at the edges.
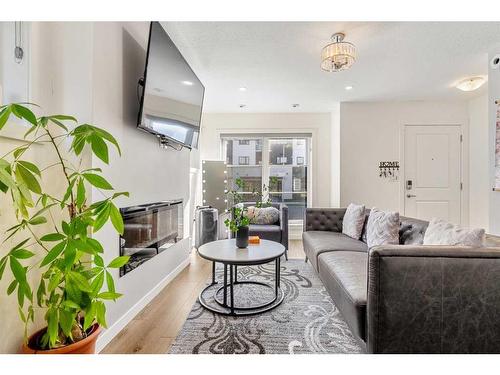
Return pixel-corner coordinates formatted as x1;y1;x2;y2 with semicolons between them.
367;245;500;353
279;204;288;249
303;207;346;232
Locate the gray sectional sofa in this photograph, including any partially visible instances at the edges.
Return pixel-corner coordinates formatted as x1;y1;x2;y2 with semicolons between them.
303;207;500;353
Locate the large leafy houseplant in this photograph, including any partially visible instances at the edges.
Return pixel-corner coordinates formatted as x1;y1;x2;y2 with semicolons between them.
0;102;129;351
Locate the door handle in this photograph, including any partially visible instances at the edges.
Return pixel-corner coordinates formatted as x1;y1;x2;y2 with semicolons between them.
406;194;417;198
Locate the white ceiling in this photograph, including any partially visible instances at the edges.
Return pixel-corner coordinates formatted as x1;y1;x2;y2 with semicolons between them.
162;22;500;112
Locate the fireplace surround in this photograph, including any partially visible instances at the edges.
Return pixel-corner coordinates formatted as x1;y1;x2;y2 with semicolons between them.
119;200;183;276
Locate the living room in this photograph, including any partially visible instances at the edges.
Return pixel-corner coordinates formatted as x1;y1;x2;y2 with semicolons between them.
1;0;500;373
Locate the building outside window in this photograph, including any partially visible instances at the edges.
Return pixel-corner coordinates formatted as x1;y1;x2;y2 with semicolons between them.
238;156;250;165
238;140;250;145
297;156;304;165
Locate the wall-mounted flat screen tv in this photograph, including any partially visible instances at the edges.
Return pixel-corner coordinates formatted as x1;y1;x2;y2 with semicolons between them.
138;22;204;149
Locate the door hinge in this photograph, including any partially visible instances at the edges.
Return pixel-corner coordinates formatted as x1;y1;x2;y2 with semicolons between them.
460;134;463;142
460;182;463;190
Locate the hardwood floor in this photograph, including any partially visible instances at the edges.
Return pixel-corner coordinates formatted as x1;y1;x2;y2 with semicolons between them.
101;240;305;354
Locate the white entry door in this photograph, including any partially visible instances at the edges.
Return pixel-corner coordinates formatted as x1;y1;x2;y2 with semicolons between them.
404;125;462;223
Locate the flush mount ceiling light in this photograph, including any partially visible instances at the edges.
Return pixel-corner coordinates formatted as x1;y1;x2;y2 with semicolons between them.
321;33;357;72
345;85;353;90
181;80;194;86
239;87;247;91
455;77;486;92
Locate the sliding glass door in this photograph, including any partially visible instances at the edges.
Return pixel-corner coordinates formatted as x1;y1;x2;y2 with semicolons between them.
222;135;310;221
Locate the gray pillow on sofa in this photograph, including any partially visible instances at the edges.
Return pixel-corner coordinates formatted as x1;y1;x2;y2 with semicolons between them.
423;218;484;247
245;206;280;225
366;207;400;248
342;203;366;240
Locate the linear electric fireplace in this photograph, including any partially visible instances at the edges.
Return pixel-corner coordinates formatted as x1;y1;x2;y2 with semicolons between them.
119;200;183;276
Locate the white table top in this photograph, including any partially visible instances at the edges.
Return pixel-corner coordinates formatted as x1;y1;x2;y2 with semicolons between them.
197;239;285;264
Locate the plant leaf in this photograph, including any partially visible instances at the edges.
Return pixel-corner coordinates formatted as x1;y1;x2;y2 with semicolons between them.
68;271;92;293
29;216;47;225
106;270;115;294
107;256;130;269
16;164;41;194
82;173;113;190
98;291;122;300
94;254;104;267
95;301;107;328
109;203;124;234
17;160;41;176
0;258;7;279
76;178;86;208
91;271;104;297
9;257;27;283
93;203;110;232
12;104;37;126
94;126;121;156
7;279;18;295
40;233;66;242
0;107;12;130
40;241;66;267
83;302;96;331
10;249;35;259
87;238;104;253
90;134;109;164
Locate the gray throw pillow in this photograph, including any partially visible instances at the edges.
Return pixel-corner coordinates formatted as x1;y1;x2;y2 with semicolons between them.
423;218;484;247
247;206;280;225
342;203;366;240
366;207;400;248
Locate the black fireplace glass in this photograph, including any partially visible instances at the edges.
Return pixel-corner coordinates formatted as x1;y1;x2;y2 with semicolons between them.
119;200;183;276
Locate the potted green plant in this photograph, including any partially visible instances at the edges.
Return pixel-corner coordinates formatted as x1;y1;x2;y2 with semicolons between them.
0;102;129;354
224;178;250;248
224;177;274;248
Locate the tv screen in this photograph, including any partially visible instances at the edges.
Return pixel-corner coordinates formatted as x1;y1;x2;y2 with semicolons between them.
138;22;204;149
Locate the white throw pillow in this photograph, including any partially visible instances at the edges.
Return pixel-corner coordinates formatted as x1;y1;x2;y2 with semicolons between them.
342;203;366;239
366;208;400;248
423;218;485;247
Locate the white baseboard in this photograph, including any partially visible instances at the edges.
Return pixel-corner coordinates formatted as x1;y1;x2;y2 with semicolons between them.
95;257;191;353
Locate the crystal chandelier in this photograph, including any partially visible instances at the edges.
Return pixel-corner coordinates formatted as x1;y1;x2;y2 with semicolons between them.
321;33;356;72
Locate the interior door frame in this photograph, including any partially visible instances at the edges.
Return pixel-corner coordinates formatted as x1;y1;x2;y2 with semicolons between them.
399;122;469;225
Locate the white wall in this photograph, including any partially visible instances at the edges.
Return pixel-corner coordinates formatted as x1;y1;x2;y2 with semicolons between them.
468;94;490;230
199;112;336;208
489;49;500;235
340;101;470;223
89;22;192;349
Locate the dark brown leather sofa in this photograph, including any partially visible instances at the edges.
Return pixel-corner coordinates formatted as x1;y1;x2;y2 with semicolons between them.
303;207;500;353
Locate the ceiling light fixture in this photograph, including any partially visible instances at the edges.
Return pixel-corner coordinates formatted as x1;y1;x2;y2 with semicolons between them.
239;87;247;92
345;86;353;90
455;77;486;92
181;80;194;86
321;33;357;72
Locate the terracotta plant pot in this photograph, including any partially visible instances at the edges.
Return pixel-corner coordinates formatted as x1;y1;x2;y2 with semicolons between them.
21;324;101;354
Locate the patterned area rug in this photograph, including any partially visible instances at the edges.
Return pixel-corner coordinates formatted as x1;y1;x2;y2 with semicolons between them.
169;259;363;354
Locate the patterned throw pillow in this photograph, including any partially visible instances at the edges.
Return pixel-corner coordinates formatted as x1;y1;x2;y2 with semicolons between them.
342;203;366;239
250;206;280;225
423;218;484;247
366;208;400;248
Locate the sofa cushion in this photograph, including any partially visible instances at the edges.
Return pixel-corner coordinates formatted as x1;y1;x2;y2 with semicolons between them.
318;251;368;341
399;216;429;245
366;208;399;248
303;231;368;271
423;218;485;247
342;203;366;240
248;224;281;242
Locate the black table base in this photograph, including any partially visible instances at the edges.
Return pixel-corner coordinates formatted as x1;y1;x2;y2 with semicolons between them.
198;257;284;316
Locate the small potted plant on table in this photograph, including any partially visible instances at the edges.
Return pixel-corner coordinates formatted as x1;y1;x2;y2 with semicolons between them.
0;102;129;354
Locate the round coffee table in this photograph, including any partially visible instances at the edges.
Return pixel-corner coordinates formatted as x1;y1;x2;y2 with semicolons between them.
197;239;285;316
